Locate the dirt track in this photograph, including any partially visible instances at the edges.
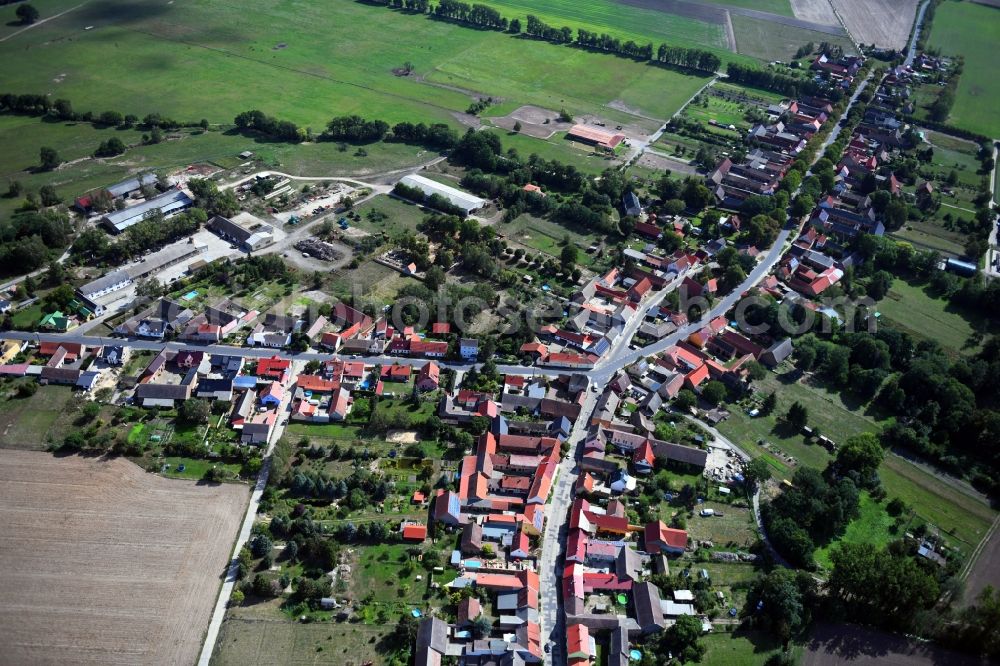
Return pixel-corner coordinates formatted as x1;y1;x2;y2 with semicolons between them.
831;0;918;49
0;451;248;665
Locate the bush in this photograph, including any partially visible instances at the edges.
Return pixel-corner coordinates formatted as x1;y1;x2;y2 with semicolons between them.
15;381;37;398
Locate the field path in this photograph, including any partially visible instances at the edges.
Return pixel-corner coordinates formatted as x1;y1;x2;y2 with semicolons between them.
0;2;88;43
722;9;737;52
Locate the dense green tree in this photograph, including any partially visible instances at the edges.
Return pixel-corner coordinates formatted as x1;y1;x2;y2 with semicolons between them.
674;389;697;411
38;185;61;207
827;542;939;628
783;401;808;431
744;568;816;644
16;4;40;24
744;457;771;490
560;243;578;271
761;391;777;415
178;398;211;425
39;146;60;171
701;380;727;406
836;432;884;481
660;614;705;663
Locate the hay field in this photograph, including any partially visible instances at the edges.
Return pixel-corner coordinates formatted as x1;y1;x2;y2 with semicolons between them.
0;451;248;665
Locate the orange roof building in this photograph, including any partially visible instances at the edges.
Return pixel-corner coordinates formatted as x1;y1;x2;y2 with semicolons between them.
567;623;593;663
401;523;427;542
567;124;626;150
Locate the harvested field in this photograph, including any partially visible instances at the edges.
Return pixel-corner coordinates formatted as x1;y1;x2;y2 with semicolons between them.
789;0;839;26
803;621;985;666
0;450;248;665
963;515;1000;607
831;0;918;49
732;14;857;61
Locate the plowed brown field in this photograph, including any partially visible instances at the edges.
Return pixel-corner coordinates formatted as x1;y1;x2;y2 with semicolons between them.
0;451;248;665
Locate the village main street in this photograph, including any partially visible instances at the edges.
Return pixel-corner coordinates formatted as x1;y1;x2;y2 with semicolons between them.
0;64;879;663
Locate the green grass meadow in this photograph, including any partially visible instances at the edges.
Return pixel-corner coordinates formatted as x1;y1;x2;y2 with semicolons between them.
718;369;886;476
0;384;76;450
876;279;987;355
880;454;995;553
482;128;613;174
701;630;798;666
0;0;712;131
0;116;434;218
468;0;731;51
927;1;1000;138
814;492;897;569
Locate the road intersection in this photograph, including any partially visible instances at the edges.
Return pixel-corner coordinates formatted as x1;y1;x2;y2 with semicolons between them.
0;66;881;664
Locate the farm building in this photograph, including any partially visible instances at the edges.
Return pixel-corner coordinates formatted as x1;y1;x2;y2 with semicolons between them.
101;189;194;233
77;270;133;304
75;173;158;212
208;212;274;252
566;124;626;150
127;242;206;281
945;258;977;278
398;174;486;215
107;173;159;199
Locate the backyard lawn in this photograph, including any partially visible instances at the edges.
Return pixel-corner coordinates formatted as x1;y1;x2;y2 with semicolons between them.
501;213;601;267
684;502;757;550
161;456;243;481
0;385;77;450
813;492;898;569
701;630;800;666
481;129;613;174
352;195;429;237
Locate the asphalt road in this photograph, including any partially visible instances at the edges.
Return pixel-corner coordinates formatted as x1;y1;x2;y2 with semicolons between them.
3;73;877;661
196;359;301;666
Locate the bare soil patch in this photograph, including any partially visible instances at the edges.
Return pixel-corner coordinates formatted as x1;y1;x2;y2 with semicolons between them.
490;104;658;140
963;515;1000;607
489;104;572;139
386;429;421;444
831;0;918;49
803;621;986;666
637;150;701;175
0;451;248;665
